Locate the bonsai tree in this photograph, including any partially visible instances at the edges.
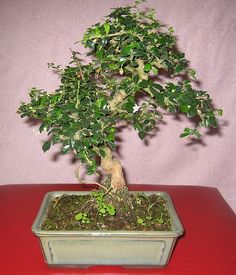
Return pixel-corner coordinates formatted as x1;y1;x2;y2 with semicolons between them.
18;0;222;192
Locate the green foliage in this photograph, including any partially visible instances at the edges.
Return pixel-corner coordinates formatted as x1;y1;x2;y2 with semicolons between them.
137;218;146;226
75;212;90;224
179;127;201;138
92;191;116;216
17;1;222;176
136;193;168;227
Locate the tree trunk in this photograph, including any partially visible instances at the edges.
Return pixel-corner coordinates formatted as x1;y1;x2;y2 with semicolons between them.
100;147;126;191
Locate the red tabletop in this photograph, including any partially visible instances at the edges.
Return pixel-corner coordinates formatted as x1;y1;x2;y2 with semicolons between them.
0;184;235;275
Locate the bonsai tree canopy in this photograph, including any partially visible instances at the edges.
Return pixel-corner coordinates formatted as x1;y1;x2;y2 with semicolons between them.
18;0;222;191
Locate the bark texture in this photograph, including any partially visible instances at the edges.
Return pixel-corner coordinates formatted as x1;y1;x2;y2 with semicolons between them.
100;147;126;191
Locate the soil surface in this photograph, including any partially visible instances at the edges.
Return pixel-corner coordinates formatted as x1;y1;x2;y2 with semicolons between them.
41;189;172;231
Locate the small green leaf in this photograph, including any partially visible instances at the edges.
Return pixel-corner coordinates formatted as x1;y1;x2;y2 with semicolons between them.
179;132;191;138
107;132;115;141
39;122;48;133
157;217;164;224
42;140;51;152
144;63;152;72
180;104;191;113
124;98;135;113
61;144;71;154
107;205;116;216
179;127;191;138
133;75;139;84
137;218;145;225
180;128;201;138
168;26;174;34
99;208;106;214
96;48;105;59
75;212;83;221
151;66;158;75
95;26;101;36
182;80;191;92
104;23;110;35
121;45;131;56
87;163;97;175
139;80;149;88
174;64;184;74
188;69;196;80
183;127;191;133
217;109;223;116
108;63;119;70
96;97;107;109
138;131;146;140
193;130;201;138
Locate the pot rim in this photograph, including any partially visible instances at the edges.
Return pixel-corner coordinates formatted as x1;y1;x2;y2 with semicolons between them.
32;190;184;237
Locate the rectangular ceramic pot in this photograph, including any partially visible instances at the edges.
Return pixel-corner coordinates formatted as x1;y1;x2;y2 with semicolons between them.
32;191;184;267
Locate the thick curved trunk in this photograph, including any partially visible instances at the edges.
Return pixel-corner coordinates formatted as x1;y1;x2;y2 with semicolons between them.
100;147;126;191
